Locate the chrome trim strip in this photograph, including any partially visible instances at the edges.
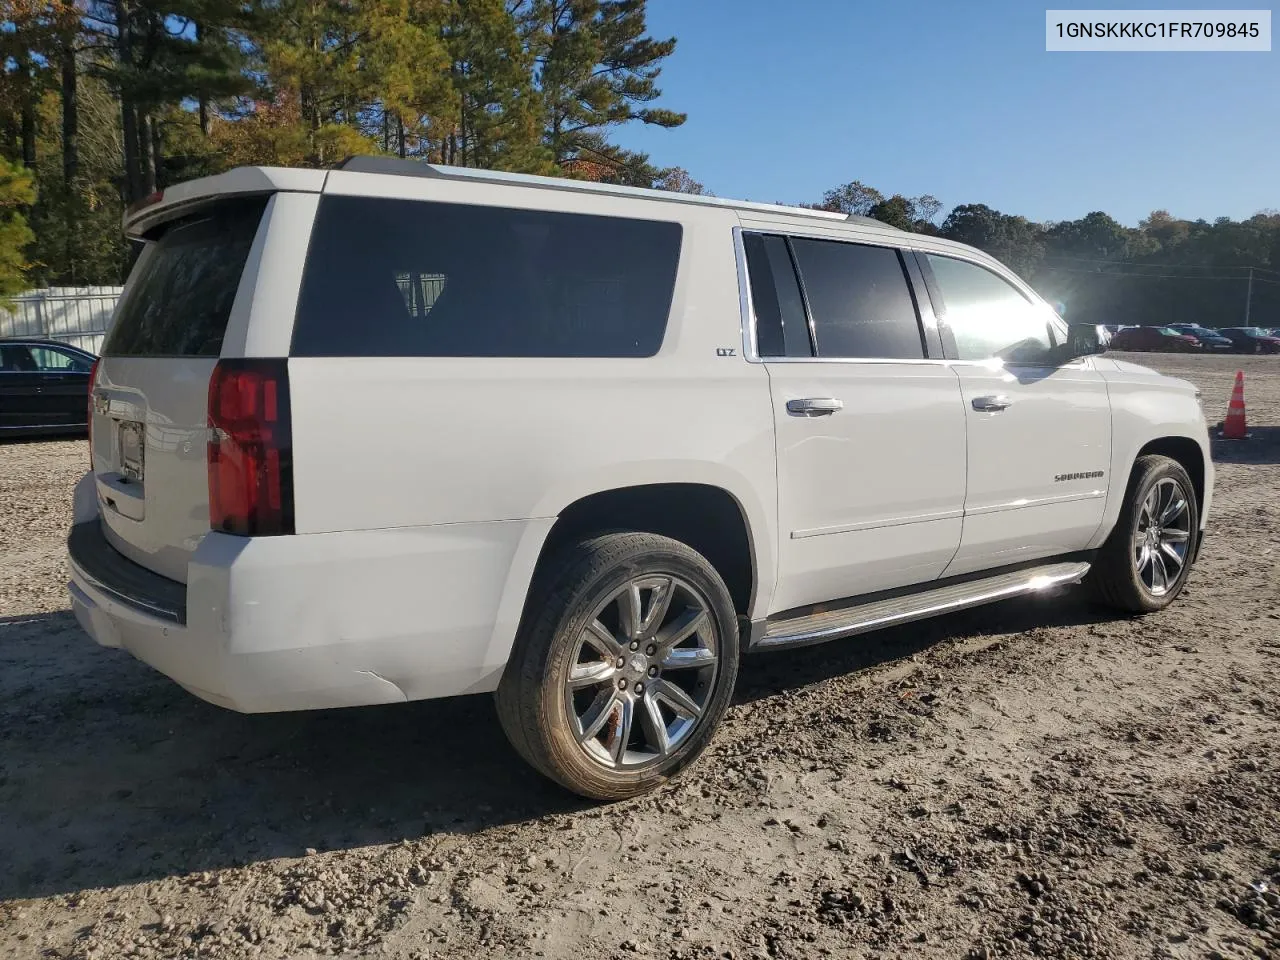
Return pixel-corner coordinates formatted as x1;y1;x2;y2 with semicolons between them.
792;508;964;539
754;560;1091;650
963;490;1106;516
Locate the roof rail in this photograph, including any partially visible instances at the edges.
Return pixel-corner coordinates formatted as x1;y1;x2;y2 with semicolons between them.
335;155;873;224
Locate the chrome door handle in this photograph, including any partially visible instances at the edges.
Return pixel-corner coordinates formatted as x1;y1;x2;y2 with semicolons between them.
786;397;843;417
971;395;1012;412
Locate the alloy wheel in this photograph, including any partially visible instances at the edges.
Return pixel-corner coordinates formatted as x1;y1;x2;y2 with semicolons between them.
563;575;719;769
1132;477;1192;597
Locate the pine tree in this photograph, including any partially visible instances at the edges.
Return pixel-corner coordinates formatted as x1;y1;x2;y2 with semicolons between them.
84;0;254;201
435;0;549;171
526;0;684;169
0;156;35;299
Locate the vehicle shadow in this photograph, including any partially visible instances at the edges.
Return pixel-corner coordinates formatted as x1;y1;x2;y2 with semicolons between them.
0;431;87;446
1211;425;1280;465
0;610;586;902
733;587;1113;705
0;591;1115;902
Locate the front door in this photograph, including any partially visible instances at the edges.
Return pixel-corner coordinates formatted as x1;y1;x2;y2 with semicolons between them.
742;231;966;615
28;344;93;427
918;252;1112;576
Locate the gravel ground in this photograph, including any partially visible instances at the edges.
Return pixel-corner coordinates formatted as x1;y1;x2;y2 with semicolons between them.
1;353;1278;960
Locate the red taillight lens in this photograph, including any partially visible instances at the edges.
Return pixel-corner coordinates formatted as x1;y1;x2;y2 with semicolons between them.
207;359;294;537
87;358;101;469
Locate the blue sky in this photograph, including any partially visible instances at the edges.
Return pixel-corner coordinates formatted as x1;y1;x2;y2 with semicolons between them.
612;0;1278;226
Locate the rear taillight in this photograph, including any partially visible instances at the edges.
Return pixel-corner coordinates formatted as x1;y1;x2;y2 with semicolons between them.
207;359;294;537
87;358;101;469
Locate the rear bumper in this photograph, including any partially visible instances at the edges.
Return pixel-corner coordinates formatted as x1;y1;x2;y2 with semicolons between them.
67;485;553;713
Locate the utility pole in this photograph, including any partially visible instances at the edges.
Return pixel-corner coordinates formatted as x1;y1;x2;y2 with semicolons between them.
1245;267;1254;326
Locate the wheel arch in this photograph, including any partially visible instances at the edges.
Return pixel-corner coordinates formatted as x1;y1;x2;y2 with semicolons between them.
477;477;774;689
1089;426;1212;555
1134;436;1206;511
533;482;759;617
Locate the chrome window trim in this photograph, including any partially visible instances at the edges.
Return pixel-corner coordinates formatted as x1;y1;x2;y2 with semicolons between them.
733;225;760;363
733;226;1078;369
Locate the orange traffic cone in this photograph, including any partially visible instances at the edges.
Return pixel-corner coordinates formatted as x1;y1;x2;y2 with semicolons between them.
1220;370;1248;439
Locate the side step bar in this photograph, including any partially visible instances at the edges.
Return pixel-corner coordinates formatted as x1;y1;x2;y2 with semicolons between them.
754;560;1091;651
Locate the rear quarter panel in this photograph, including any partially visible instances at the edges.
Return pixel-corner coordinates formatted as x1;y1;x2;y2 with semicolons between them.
284;179;778;630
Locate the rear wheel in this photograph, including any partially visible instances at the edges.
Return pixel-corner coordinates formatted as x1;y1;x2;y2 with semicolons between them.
496;532;739;800
1090;455;1198;613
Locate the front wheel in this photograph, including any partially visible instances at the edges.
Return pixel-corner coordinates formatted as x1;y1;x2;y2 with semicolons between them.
496;532;739;800
1089;455;1199;613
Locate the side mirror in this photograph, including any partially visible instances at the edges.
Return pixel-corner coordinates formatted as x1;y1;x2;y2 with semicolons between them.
1060;323;1107;362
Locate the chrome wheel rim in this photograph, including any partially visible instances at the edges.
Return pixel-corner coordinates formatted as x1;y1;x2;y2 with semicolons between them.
564;575;719;770
1133;477;1192;597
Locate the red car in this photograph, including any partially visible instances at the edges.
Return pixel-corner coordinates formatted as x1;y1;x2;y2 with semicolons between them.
1108;326;1201;353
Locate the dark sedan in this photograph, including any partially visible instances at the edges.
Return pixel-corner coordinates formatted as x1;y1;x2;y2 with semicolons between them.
1167;324;1234;351
0;338;97;437
1107;326;1201;353
1218;327;1280;354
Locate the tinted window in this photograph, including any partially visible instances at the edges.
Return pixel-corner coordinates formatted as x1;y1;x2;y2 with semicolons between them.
0;345;36;371
925;254;1052;363
789;239;923;359
743;233;811;357
104;199;266;357
292;197;682;358
29;345;91;372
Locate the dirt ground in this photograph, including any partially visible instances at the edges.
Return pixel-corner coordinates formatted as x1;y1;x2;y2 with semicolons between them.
1;353;1278;960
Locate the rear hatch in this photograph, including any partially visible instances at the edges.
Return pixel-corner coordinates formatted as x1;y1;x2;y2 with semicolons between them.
91;198;267;582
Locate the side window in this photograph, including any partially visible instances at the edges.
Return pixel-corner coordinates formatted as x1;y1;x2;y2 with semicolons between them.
0;345;36;371
789;238;924;360
742;233;811;358
292;197;682;358
924;254;1053;363
30;346;89;372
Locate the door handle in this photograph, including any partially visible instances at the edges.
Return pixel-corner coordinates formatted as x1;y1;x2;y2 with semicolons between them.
971;395;1012;412
786;397;843;417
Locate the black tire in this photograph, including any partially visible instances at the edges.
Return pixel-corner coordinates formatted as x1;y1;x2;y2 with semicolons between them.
496;532;740;801
1089;455;1199;613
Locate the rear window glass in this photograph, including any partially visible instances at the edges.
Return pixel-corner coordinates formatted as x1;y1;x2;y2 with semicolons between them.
291;196;682;358
790;238;924;360
103;199;267;357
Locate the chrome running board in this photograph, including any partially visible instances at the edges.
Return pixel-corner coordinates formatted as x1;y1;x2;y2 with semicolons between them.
755;561;1091;651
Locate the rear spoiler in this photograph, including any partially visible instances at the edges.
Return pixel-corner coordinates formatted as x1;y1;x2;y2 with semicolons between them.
123;167;328;238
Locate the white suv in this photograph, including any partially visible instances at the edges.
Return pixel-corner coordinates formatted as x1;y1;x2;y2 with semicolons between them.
68;158;1212;799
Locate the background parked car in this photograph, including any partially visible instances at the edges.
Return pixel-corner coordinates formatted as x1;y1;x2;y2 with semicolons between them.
1107;326;1201;353
1218;327;1280;354
0;337;96;436
1168;324;1235;351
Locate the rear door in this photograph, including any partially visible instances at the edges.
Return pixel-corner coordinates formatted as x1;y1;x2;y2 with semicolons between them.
746;231;967;614
89;198;269;581
0;345;43;428
918;252;1111;577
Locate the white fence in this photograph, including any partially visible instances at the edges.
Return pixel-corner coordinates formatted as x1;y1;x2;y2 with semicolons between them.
2;286;123;354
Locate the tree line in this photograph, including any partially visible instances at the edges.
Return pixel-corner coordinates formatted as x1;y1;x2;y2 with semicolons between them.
809;183;1280;328
0;0;700;295
0;1;1276;329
